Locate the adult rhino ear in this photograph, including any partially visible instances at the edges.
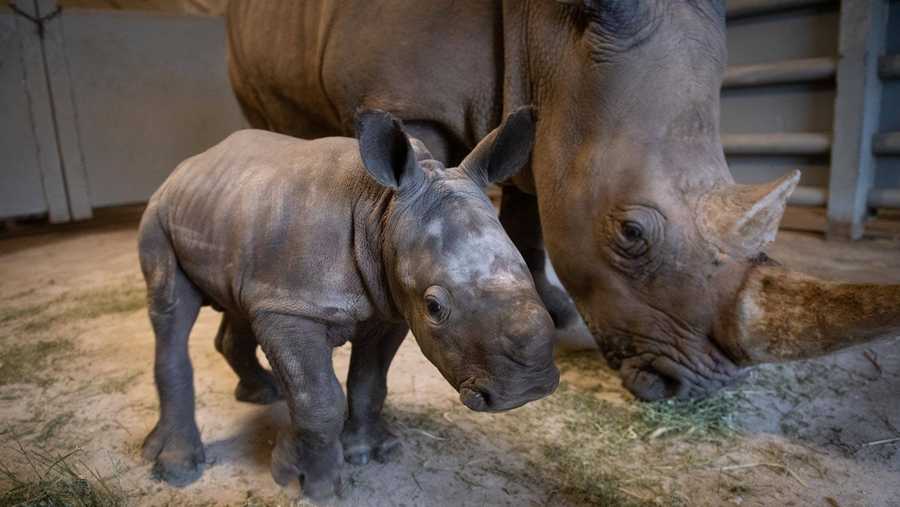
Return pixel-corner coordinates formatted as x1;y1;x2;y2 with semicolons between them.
460;106;536;188
355;109;421;189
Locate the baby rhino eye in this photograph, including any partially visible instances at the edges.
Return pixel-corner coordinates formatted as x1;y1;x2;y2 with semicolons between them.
424;286;451;325
426;298;442;316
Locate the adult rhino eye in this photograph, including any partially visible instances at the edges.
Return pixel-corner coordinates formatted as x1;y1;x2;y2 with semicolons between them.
614;220;649;258
605;206;664;262
621;221;643;242
424;286;451;325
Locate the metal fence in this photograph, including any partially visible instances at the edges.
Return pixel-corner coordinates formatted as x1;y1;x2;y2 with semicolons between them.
723;0;900;239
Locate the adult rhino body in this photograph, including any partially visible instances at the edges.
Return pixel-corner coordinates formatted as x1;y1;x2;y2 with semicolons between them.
227;0;900;400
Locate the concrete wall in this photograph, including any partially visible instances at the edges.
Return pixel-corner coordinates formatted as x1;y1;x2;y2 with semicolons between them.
0;8;50;219
877;0;900;189
60;9;245;207
60;0;227;16
0;2;245;221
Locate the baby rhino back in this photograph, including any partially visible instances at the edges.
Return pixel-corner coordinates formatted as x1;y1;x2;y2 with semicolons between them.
149;130;372;322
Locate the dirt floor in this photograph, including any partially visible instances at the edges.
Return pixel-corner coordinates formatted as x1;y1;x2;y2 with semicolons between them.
0;222;898;506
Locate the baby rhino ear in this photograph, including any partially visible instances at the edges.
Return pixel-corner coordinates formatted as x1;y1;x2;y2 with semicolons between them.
460;106;536;188
355;109;422;189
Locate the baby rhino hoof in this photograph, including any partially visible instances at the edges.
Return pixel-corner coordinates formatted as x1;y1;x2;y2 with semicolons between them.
271;431;343;501
234;377;282;405
341;421;402;465
142;424;205;487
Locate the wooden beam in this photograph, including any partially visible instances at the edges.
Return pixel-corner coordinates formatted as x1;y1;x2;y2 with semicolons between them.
727;0;837;19
873;132;900;156
826;0;888;240
722;132;831;155
780;206;900;239
879;54;900;80
780;206;828;233
723;57;836;88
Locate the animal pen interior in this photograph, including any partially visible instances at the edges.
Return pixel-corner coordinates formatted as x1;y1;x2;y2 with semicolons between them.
1;0;899;505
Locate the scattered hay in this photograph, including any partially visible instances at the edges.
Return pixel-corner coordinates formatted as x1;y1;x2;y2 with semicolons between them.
529;385;685;506
21;282;146;334
0;443;126;507
0;339;73;386
0;280;145;387
637;396;738;440
99;372;142;395
240;490;296;507
512;379;738;506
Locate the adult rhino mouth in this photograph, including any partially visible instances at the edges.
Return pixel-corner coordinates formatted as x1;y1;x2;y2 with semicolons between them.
598;333;746;401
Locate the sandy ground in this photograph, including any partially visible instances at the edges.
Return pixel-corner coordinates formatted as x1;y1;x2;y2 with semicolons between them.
0;223;898;506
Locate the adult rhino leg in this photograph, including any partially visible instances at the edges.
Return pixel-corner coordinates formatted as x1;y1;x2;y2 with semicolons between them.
214;313;281;405
401;120;468;165
341;323;408;465
253;313;345;501
139;216;205;486
499;185;582;333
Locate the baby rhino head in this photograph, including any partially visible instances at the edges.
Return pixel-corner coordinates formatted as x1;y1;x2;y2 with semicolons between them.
356;107;559;412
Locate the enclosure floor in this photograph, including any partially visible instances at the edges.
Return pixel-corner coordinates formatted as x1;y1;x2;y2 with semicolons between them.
0;222;898;506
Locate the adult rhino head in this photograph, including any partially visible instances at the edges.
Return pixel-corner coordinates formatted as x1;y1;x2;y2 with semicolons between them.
519;0;900;399
226;0;900;401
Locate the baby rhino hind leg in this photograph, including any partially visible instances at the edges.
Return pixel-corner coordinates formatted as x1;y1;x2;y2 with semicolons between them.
214;313;281;404
139;214;206;486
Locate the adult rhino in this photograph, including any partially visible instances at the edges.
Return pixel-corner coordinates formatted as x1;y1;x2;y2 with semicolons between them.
226;0;900;400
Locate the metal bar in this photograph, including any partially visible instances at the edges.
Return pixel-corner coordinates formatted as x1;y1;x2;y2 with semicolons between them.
826;0;888;240
727;0;837;19
786;187;900;209
880;55;900;80
789;186;828;207
868;189;900;209
722;132;832;155
873;132;900;156
723;57;836;88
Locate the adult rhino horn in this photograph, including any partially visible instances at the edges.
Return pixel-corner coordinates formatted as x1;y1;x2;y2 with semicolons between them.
700;171;800;257
723;264;900;365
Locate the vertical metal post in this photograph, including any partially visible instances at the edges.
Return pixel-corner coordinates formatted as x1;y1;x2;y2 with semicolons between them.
826;0;887;240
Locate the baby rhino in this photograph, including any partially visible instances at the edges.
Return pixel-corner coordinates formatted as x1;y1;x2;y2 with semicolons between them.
138;108;559;500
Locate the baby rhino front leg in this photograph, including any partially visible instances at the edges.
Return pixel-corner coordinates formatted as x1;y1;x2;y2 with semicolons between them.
342;324;407;465
253;314;345;501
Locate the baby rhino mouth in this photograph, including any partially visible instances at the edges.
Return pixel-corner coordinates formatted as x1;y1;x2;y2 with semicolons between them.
459;385;488;411
458;377;491;411
458;370;559;412
600;334;746;401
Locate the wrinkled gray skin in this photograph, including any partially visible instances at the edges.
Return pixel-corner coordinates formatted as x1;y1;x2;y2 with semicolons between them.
138;108;558;500
227;0;900;402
